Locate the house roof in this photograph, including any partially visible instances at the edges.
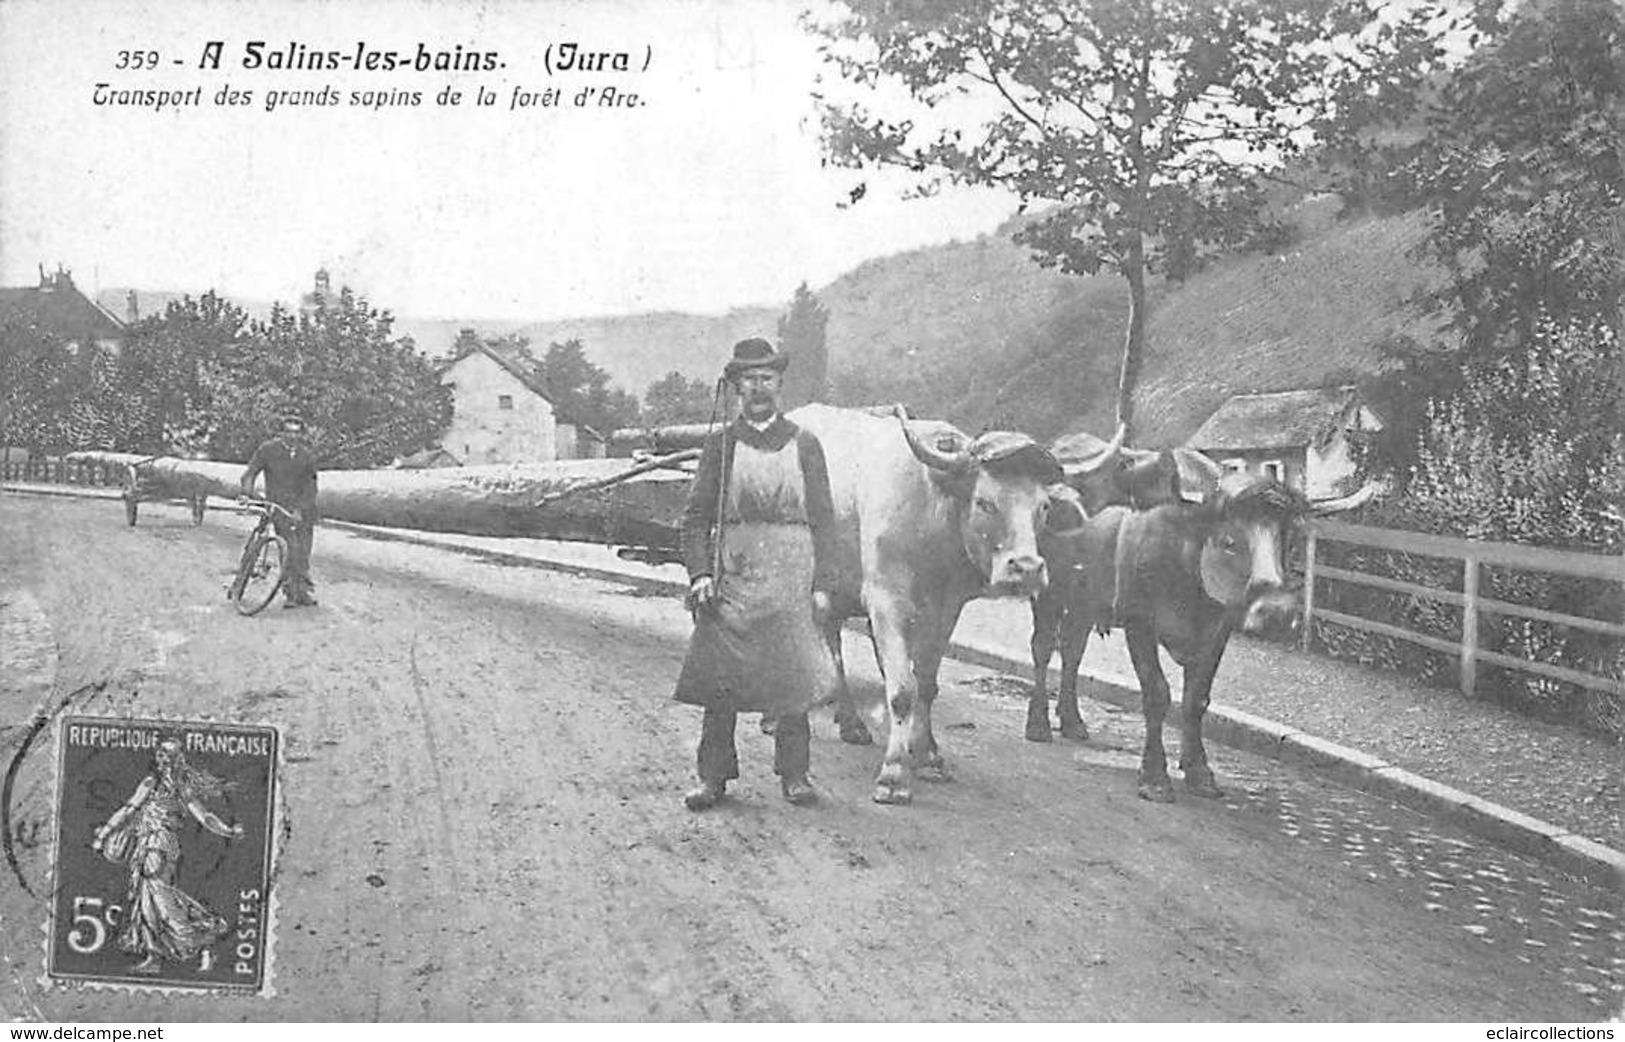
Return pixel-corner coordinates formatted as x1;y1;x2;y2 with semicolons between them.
0;274;127;342
1185;386;1371;452
453;344;606;441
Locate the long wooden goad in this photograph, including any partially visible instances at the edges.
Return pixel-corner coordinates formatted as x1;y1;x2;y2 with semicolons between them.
65;450;693;551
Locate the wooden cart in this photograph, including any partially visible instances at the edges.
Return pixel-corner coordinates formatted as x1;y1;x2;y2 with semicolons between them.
122;455;210;527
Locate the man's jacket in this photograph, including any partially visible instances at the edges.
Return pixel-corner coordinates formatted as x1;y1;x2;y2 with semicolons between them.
242;436;319;511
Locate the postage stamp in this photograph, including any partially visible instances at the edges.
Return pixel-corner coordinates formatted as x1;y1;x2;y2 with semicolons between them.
44;715;280;994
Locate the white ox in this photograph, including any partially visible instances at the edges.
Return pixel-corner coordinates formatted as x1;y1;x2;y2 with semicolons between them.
788;404;1119;804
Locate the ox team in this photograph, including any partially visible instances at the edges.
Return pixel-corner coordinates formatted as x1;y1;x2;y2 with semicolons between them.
675;336;1359;810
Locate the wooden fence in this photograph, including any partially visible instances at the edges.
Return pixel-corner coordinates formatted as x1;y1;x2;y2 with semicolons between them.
1;456;128;487
1303;519;1625;699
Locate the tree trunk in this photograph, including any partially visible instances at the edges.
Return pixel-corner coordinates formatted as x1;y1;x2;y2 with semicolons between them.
1114;232;1148;444
66;451;694;552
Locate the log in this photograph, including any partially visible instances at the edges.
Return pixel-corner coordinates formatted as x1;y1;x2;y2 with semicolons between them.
608;423;713;455
65;450;693;552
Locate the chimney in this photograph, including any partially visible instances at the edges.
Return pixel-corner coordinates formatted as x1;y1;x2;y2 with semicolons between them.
126;290;140;323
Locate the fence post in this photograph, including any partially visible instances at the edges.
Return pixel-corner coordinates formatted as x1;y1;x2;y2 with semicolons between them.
1461;555;1479;699
1301;527;1317;652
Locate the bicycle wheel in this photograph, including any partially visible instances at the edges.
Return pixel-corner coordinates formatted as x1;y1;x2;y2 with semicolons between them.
232;533;288;616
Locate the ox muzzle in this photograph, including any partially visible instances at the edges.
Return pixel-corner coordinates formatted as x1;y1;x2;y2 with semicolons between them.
1240;583;1301;636
989;552;1049;597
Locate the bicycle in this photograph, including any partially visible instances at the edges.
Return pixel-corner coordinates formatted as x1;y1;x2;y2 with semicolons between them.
228;497;297;616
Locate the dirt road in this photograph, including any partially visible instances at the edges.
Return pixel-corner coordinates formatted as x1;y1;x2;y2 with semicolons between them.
0;495;1617;1021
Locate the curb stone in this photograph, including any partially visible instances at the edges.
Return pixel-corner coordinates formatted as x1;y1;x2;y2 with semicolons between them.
8;482;1623;891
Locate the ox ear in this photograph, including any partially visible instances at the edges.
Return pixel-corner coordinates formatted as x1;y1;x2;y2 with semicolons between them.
1043;483;1089;536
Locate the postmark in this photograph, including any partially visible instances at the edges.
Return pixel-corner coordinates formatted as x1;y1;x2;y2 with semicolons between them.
45;715;279;995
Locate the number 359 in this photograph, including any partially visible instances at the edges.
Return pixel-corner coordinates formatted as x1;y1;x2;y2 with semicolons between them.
116;50;159;69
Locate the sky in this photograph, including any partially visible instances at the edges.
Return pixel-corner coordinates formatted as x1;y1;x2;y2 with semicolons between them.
0;0;1020;322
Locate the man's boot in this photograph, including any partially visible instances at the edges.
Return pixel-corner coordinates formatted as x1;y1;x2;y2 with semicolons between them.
683;778;727;811
780;776;818;806
774;712;816;805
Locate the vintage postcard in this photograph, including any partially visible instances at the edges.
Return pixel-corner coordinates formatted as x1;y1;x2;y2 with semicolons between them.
0;0;1618;1026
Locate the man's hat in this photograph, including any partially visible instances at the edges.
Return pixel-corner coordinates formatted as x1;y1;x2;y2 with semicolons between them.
280;408;306;427
723;337;789;378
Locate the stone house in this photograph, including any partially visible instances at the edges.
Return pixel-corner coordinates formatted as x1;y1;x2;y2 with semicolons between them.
439;343;606;464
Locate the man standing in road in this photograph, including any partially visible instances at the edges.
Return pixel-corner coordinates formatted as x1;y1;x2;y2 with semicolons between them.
240;409;320;609
674;338;839;811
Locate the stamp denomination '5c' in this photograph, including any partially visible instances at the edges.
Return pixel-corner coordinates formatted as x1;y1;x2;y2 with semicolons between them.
47;716;279;994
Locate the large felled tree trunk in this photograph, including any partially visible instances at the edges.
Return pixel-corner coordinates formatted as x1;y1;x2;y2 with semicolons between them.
67;451;695;552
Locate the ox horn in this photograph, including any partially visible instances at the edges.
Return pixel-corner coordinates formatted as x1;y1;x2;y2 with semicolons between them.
1308;479;1386;515
1061;422;1128;479
895;404;973;474
1175;449;1226;504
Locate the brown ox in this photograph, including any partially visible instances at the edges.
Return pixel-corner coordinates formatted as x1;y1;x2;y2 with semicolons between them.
1028;447;1368;802
787;404;1116;805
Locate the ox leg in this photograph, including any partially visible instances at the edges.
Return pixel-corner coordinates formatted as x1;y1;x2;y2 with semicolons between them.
867;591;919;805
1055;611;1092;742
911;601;965;782
1027;592;1060;743
1125;623;1175;803
1177;624;1231;799
828;621;874;746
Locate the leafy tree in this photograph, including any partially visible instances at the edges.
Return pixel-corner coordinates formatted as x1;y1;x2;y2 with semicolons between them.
1365;0;1622;543
195;288;451;466
0;319;76;451
777;282;830;407
1322;0;1622;734
811;0;1451;438
536;338;641;433
643;370;717;426
113;291;252;453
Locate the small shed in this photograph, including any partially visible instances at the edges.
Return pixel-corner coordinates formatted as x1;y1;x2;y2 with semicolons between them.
1184;386;1383;499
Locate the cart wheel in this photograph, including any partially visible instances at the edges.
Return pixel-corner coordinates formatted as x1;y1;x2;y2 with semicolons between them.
124;494;139;527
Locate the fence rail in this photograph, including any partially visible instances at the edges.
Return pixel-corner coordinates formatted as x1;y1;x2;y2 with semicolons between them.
1304;518;1624;699
1;456;128;487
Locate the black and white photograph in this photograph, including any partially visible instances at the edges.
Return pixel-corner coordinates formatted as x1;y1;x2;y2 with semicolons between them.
0;0;1619;1026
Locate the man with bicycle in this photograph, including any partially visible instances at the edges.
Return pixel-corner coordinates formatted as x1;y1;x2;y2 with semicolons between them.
240;409;319;609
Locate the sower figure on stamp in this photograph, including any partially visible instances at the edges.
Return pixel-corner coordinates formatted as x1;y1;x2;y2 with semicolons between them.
91;739;242;975
240;408;320;608
674;337;840;811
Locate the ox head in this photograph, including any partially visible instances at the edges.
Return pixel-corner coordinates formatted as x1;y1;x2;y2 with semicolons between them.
896;407;1101;597
1182;454;1383;634
1052;425;1186;513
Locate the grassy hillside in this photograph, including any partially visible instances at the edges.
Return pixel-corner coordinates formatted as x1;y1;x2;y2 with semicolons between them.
1133;204;1443;448
819;222;1129;439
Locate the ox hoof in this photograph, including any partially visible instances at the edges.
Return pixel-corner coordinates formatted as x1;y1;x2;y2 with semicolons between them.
1183;771;1224;799
1137;778;1176;804
919;753;953;783
1059;719;1090;742
1024;718;1054;743
838;720;874;746
872;784;913;805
